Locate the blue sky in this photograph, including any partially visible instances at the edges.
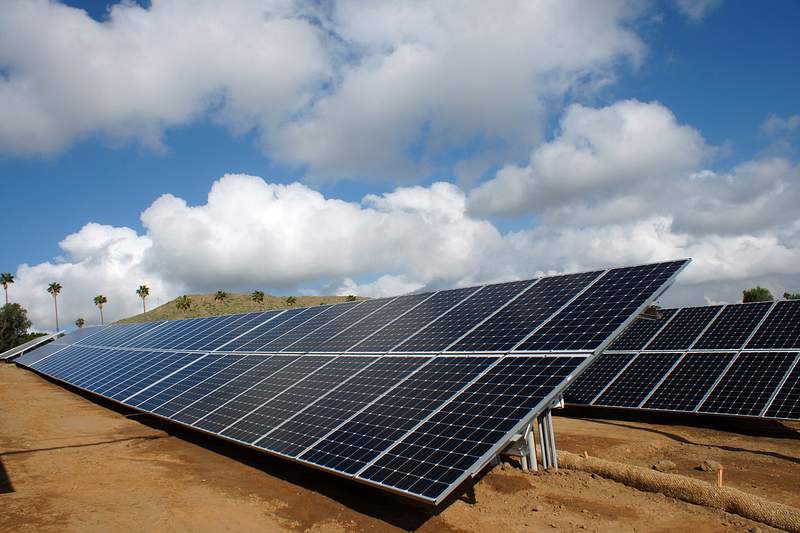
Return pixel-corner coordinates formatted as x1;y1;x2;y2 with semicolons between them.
1;0;799;329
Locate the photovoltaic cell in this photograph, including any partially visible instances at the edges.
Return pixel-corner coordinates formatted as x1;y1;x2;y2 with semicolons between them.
698;352;798;416
134;355;236;411
270;303;362;352
594;353;682;407
126;353;216;406
236;309;318;352
255;357;430;457
152;355;265;418
358;356;583;499
222;310;290;351
324;293;433;353
191;355;324;435
451;272;599;352
563;352;636;404
520;261;687;352
349;288;479;353
693;303;772;350
395;281;532;352
606;309;677;351
221;356;377;444
646;306;722;350
299;357;497;475
764;357;800;419
289;298;392;352
643;352;736;411
195;313;272;351
746;300;800;349
171;356;296;425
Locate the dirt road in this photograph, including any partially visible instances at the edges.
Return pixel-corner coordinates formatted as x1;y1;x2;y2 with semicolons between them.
1;364;798;532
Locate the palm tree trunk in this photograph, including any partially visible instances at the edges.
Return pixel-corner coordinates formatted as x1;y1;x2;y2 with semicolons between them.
100;307;104;325
143;298;146;314
4;287;7;305
53;295;59;331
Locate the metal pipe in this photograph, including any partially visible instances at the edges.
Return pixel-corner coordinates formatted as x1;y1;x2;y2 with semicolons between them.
527;423;538;471
537;415;549;469
546;410;558;470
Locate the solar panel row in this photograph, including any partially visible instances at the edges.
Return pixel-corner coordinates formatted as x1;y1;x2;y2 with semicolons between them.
608;300;800;352
16;260;688;504
565;350;800;420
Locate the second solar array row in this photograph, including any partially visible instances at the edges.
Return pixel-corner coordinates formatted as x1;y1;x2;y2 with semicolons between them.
565;350;800;419
608;300;800;352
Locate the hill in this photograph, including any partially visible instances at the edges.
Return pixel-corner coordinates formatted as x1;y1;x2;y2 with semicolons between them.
118;292;365;323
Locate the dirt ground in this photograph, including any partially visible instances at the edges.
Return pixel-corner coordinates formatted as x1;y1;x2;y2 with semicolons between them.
1;364;798;533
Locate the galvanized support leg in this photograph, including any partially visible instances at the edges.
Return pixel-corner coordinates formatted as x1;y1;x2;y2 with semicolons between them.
537;415;549;469
546;410;558;471
527;423;538;471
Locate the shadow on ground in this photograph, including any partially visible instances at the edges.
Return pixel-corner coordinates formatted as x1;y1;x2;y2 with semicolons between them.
0;458;13;494
560;406;800;465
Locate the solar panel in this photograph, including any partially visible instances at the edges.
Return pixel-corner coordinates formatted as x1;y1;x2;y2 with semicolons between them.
269;303;361;352
693;302;772;349
171;356;298;425
14;326;105;365
746;300;800;349
298;356;498;475
698;352;798;416
350;287;479;353
519;261;687;352
764;356;800;419
254;356;430;457
606;309;677;351
322;293;434;353
394;281;533;352
151;355;265;418
645;306;722;350
189;355;322;434
16;259;689;504
219;356;378;444
563;352;637;404
643;352;736;411
450;272;600;352
594;353;682;407
294;298;395;352
357;355;584;500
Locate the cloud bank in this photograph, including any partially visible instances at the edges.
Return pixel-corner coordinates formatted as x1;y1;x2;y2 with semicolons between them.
0;0;644;181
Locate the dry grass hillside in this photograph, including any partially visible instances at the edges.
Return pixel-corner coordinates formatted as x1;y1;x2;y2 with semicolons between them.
118;293;365;323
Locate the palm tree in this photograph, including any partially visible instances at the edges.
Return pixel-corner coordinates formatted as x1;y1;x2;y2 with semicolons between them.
285;295;297;307
251;290;265;309
136;285;150;313
1;273;14;305
47;282;62;331
175;295;192;314
214;290;228;306
75;318;85;328
94;295;108;325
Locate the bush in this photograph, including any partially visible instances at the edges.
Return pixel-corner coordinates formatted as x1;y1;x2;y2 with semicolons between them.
0;303;33;352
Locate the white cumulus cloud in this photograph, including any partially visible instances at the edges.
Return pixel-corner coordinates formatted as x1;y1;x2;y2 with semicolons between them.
0;0;644;182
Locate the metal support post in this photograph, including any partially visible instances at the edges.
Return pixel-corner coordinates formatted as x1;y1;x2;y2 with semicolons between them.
537;415;549;469
527;423;538;471
546;410;558;470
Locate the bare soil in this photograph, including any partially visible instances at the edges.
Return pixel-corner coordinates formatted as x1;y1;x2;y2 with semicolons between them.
1;364;798;532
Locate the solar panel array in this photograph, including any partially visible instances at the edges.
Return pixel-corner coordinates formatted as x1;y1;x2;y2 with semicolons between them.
566;300;800;420
15;259;687;504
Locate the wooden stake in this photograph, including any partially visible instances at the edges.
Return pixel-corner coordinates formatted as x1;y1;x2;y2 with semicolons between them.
717;467;724;487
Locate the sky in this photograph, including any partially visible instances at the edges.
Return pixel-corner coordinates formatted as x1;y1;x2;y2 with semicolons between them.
1;0;799;331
